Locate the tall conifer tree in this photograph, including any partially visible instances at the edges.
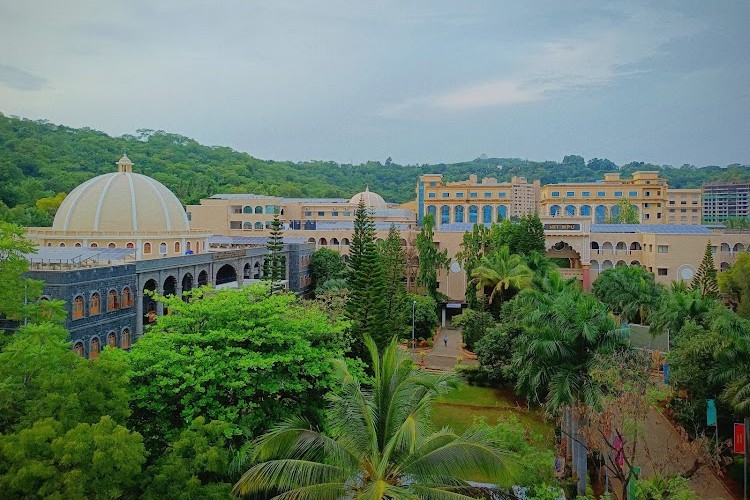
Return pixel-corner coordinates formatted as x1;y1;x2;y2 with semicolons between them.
264;215;286;294
416;214;449;301
691;241;719;298
346;198;388;351
378;224;407;338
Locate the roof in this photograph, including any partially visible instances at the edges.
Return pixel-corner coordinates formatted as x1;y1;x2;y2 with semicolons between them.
207;235;310;245
371;208;414;218
437;223;492;232
24;247;136;266
590;224;713;234
314;221;410;231
210;194;280;200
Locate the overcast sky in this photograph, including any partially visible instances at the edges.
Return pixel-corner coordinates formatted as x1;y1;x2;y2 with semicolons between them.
1;1;748;167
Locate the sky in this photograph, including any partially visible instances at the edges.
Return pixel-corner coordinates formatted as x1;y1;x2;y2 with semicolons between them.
1;1;748;167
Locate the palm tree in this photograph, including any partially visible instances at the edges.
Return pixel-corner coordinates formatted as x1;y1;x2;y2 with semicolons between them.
710;312;750;414
232;337;513;499
470;246;532;305
649;282;719;337
591;266;661;324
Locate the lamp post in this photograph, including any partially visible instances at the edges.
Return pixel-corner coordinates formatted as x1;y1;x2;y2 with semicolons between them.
412;300;416;355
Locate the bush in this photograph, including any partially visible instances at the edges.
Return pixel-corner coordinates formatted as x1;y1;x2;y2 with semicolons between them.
452;308;495;351
474;325;521;387
404;293;439;340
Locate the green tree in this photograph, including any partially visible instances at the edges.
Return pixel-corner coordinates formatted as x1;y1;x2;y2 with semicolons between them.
470;246;533;306
378;225;408;338
346;198;388;351
607;198;639;224
456;223;491;309
128;285;350;452
405;292;439;341
710;311;750;414
650;282;718;336
592;265;661;324
517;213;546;255
474;324;522;387
719;252;750;318
309;247;345;292
452;305;495;351
415;213;449;301
264;215;285;294
691;242;719;298
233;337;513;498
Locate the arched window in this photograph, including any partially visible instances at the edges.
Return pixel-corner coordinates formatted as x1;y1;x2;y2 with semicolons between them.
107;290;119;311
47;242;52;247
468;206;478;223
319;237;327;245
482;205;492;224
243;221;252;230
440;205;450;224
186;241;191;251
89;338;100;360
90;293;101;315
720;243;731;252
590;241;600;250
595;205;606;223
174;241;181;253
159;242;167;254
550;205;561;216
126;242;134;249
59;242;66;247
74;342;84;357
565;205;575;216
734;243;746;252
610;205;621;221
108;242;116;249
330;238;339;245
122;287;132;308
144;242;152;254
590;260;600;271
74;242;82;247
73;296;85;320
107;332;117;348
580;205;592;217
243;205;253;213
121;329;131;349
255;206;263;214
497;206;507;220
427;205;436;219
454;206;464;223
341;238;350;245
630;242;642;251
90;242;98;248
254;222;263;229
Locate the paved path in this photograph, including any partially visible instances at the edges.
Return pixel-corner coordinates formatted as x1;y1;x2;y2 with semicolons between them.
422;323;478;372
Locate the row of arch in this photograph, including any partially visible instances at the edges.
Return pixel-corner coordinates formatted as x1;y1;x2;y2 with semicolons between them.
74;328;131;359
242;221;269;230
591;242;748;253
49;240;202;254
425;205;509;225
242;205;283;215
549;204;635;221
72;287;133;320
310;237;409;247
590;260;733;272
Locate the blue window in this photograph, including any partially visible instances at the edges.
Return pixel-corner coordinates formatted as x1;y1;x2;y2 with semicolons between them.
629;191;637;197
454;206;464;223
597;191;606;197
442;193;450;198
428;192;436;198
484;192;492;198
469;206;478;223
427;206;436;218
499;192;507;198
582;191;590;197
332;211;339;216
482;205;492;224
614;191;623;197
456;193;464;198
441;205;450;224
551;191;560;197
429;181;437;187
611;204;621;220
304;211;312;216
550;205;561;216
317;211;325;216
343;211;351;216
580;205;592;217
497;206;507;220
595;205;606;223
469;192;478;198
567;192;575;197
565;205;575;216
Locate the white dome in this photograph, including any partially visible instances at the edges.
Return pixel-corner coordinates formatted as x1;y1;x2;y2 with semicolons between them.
53;157;190;234
349;187;387;210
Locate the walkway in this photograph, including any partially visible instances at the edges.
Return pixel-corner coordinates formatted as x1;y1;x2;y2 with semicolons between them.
423;323;478;372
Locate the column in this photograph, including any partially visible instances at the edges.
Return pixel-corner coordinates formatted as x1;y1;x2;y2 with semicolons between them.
135;281;144;338
441;307;446;327
582;264;591;292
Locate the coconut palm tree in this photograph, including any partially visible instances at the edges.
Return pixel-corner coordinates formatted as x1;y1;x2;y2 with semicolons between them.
232;337;514;499
710;312;750;414
591;265;661;324
470;246;532;305
649;282;719;337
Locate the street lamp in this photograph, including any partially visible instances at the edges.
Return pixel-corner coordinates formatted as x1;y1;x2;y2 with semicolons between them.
411;300;416;355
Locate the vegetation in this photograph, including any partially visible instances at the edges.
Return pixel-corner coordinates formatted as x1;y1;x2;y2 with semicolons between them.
264;215;285;294
592;265;661;324
378;224;408;338
470;245;533;307
691;242;719;298
415;213;449;301
719;252;750;318
309;247;345;293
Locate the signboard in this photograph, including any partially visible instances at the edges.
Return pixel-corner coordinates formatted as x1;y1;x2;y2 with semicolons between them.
212;249;246;260
735;423;746;454
446;303;462;309
544;223;581;231
707;399;717;427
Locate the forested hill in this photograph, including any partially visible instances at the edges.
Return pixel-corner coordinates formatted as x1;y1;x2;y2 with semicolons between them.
1;113;749;227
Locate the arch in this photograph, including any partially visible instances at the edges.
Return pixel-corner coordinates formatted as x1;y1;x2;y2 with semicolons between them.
565;205;575;216
163;276;177;297
590;241;600;250
341;237;350;246
107;331;117;348
549;205;561;216
243;221;252;230
733;243;745;252
427;205;436;218
602;242;613;251
174;241;181;253
197;271;208;286
89;337;100;360
244;263;252;279
89;292;101;315
143;242;151;254
107;289;119;311
90;242;98;248
330;237;339;245
143;279;158;325
616;260;627;267
126;242;134;249
589;260;600;271
59;242;66;247
121;328;131;349
720;242;731;252
468;205;478;223
482;205;493;224
73;295;85;320
308;237;316;243
75;242;82;247
580;205;591;217
122;287;133;308
497;205;507;220
601;260;614;270
255;206;263;214
454;205;464;223
440;205;450;224
400;238;407;246
610;204;621;221
319;237;328;245
630;260;641;266
181;273;193;300
721;262;730;271
595;205;606;223
254;222;263;229
159;242;167;254
630;242;642;251
243;205;253;214
253;261;261;279
615;241;627;251
107;242;116;249
47;242;52;247
74;342;84;357
342;254;350;263
216;264;237;286
186;241;191;252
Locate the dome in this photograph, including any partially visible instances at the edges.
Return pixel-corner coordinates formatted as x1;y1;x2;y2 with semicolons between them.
349;187;387;210
52;156;190;234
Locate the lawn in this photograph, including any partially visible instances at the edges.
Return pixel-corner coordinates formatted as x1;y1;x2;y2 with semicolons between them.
432;383;554;448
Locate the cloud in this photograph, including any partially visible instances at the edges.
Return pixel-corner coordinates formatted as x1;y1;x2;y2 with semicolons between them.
0;64;47;91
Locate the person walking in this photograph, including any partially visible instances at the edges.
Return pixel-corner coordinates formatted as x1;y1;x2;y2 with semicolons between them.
443;335;448;347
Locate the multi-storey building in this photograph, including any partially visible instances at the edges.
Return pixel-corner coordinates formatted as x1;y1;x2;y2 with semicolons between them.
415;174;540;227
666;189;703;224
702;182;750;223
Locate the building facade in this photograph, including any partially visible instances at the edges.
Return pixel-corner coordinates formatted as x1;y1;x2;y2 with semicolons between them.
702;182;750;223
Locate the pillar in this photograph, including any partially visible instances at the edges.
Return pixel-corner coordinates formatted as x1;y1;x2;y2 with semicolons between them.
582;264;591;292
441;307;446;327
135;282;144;338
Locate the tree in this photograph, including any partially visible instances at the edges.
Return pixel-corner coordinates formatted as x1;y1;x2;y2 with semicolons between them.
378;224;408;338
517;213;546;255
607;199;639;224
649;282;718;336
691;242;719;298
592;265;661;324
456;223;491;309
346;198;388;351
474;324;521;387
452;304;495;351
719;252;750;318
127;285;351;452
470;246;533;306
233;337;513;498
309;247;345;293
415;213;449;301
405;293;439;341
710;311;750;415
264;215;285;294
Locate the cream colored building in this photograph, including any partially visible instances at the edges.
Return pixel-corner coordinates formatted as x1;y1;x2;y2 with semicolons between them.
27;155;209;259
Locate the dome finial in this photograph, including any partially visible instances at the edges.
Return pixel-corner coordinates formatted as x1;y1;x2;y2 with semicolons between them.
117;153;133;173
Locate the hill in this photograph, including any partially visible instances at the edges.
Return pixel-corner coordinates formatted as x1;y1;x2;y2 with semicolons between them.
1;113;748;227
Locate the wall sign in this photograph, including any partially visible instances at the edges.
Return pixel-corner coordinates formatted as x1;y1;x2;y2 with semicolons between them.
544;223;581;231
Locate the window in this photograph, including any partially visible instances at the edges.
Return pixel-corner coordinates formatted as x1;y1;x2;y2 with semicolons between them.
143;242;151;254
657;245;668;253
566;192;574;197
159;242;167;254
243;205;253;214
657;268;668;276
598;191;606;197
669;209;675;213
317;211;325;216
343;211;351;216
90;243;98;248
89;338;100;360
90;293;101;315
230;221;242;229
126;242;134;249
428;193;436;198
331;211;339;216
75;243;81;247
680;201;687;205
73;296;85;320
74;342;84;357
254;222;263;229
304;211;312;216
469;192;478;198
614;191;623;197
551;191;560;197
657;213;662;219
645;191;651;197
231;205;242;214
442;192;450;198
108;290;119;311
456;193;464;198
582;191;590;197
175;241;181;253
108;332;117;348
669;200;675;205
121;329;131;349
186;212;191;221
107;242;116;249
122;287;133;308
484;192;492;198
429;181;437;187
